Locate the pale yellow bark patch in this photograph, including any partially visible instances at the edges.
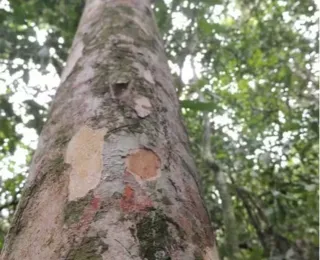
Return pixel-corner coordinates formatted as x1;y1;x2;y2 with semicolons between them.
66;125;105;201
134;96;152;118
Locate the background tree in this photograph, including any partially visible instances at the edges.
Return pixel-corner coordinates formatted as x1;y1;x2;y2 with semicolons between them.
1;0;221;259
0;0;318;259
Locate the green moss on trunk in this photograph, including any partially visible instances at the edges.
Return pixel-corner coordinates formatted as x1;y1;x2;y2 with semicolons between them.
63;193;93;225
136;210;172;260
66;237;108;260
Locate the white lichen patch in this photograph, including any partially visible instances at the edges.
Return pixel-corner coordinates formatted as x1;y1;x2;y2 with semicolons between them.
134;96;152;118
88;209;140;260
66;125;106;201
143;69;155;84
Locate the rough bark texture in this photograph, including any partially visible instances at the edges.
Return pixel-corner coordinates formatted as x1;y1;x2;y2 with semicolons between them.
1;0;220;259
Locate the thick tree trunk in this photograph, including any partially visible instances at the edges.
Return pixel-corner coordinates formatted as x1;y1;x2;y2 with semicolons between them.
1;0;220;259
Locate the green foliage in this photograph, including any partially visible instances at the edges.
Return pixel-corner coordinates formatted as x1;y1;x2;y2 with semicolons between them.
0;95;21;156
181;100;216;111
0;173;24;248
23;99;47;134
0;0;318;259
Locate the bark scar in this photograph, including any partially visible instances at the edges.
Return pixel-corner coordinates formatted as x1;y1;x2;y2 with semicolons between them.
125;148;161;180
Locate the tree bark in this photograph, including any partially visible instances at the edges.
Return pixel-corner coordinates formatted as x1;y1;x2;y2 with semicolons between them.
1;0;220;259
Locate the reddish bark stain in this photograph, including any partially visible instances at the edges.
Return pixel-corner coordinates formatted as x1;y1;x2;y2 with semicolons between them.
120;185;153;213
126;149;161;180
68;195;101;243
91;196;101;210
80;204;97;227
120;185;135;211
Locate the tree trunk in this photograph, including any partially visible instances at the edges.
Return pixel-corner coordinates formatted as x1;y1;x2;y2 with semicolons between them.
1;1;220;259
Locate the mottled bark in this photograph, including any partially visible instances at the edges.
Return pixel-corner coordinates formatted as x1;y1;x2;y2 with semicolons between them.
1;0;220;259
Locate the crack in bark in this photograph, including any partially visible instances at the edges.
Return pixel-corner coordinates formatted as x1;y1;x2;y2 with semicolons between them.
114;239;135;259
168;178;180;193
105;123;139;137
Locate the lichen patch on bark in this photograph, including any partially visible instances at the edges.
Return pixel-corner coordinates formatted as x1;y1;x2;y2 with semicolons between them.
136;210;174;260
134;96;152;118
143;69;155;84
126;148;160;181
66;125;106;201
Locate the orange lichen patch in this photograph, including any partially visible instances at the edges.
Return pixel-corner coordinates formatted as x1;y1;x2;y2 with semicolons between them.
126;149;161;180
66;125;106;201
123;185;134;199
120;185;153;213
120;185;135;211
